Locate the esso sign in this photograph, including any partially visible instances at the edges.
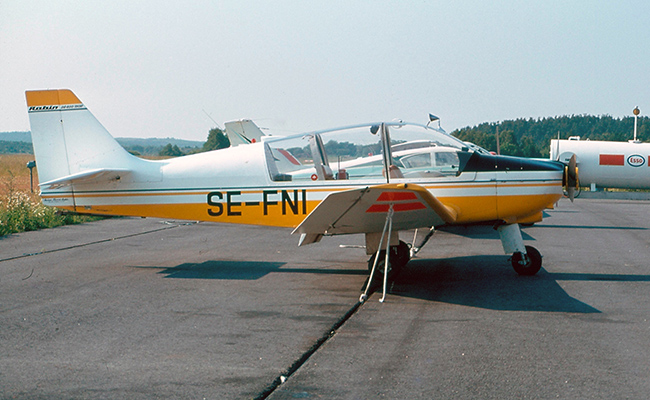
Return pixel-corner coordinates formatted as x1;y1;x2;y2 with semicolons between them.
627;155;646;167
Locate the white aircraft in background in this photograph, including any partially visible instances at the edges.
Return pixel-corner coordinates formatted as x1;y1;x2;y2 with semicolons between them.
26;89;574;302
224;119;268;146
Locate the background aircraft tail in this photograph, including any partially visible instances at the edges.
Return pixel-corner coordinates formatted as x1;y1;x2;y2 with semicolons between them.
25;89;137;185
224;119;267;146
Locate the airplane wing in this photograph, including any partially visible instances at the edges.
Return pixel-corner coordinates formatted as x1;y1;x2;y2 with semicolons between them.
39;168;132;189
293;183;457;245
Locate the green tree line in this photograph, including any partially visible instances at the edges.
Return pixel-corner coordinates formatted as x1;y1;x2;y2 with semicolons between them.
4;116;648;158
0;141;33;154
196;116;650;159
452;115;650;158
158;127;230;156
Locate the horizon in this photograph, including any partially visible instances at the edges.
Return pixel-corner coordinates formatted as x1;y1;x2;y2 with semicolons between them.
2;112;646;142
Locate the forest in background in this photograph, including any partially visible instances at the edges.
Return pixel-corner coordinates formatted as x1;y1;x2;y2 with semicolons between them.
0;132;203;156
452;115;650;158
2;114;649;158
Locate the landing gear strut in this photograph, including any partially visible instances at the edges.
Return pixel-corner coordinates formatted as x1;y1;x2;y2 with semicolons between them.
360;205;414;303
366;240;410;279
497;223;543;276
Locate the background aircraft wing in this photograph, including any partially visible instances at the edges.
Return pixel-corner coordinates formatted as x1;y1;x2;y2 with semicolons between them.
293;183;457;245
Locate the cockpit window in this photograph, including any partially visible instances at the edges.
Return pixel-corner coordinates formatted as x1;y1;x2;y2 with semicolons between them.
264;122;466;182
400;153;431;169
436;152;459;167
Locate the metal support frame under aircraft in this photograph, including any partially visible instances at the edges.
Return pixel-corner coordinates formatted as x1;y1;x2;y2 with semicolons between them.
25;89;576;302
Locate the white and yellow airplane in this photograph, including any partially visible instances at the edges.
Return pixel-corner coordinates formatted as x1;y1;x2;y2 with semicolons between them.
26;89;571;301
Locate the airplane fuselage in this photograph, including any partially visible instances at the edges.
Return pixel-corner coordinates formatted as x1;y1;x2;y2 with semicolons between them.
41;140;562;228
27;89;566;281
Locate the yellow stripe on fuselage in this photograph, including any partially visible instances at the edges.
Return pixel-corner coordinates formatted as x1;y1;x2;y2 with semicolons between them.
42;179;562;228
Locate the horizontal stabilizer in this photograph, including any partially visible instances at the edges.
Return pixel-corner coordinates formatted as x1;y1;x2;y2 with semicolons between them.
39;168;132;189
293;183;457;243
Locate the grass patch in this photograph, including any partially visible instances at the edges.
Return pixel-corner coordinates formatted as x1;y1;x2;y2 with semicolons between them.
1;154;103;236
0;191;103;236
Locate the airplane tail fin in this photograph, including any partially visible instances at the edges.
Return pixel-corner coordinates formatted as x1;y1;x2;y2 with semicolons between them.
25;89;136;186
224;119;267;146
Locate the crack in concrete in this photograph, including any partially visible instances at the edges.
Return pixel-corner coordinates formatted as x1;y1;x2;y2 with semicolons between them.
0;222;188;263
255;286;375;399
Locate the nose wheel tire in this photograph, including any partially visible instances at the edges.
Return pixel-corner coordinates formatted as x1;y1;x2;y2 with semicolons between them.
511;245;542;276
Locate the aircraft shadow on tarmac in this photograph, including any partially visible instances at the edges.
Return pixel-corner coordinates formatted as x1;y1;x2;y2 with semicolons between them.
148;260;286;280
135;255;650;314
136;260;368;280
391;256;602;313
532;224;648;231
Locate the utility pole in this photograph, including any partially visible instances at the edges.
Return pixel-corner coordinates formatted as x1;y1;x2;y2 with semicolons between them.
632;106;640;142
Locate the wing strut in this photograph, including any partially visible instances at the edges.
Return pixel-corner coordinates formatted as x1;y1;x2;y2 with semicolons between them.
360;204;394;303
410;226;436;257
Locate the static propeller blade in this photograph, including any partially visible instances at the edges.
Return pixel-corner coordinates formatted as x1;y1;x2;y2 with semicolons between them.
565;154;579;202
567;186;575;202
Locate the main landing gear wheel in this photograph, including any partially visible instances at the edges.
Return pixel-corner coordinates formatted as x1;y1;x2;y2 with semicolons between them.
367;240;411;280
511;245;542;276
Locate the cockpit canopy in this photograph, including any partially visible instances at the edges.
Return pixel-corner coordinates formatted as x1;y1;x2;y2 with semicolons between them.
263;121;472;182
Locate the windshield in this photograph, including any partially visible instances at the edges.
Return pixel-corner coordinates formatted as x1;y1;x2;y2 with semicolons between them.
264;122;469;182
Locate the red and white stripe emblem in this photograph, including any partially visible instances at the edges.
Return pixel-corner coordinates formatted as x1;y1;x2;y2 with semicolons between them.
366;191;426;213
599;154;624;166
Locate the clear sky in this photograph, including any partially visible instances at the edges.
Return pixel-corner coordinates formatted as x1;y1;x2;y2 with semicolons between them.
2;1;649;141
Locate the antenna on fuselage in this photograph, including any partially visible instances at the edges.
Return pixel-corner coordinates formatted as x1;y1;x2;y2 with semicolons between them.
426;113;440;128
202;109;222;130
426;113;446;133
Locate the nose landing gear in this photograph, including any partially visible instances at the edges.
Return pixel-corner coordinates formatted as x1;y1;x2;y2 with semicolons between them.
497;223;543;276
511;245;542;276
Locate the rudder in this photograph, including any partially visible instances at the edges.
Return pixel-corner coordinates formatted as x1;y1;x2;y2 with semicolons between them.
26;89;134;185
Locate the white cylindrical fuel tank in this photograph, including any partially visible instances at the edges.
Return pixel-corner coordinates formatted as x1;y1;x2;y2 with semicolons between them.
550;138;650;189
